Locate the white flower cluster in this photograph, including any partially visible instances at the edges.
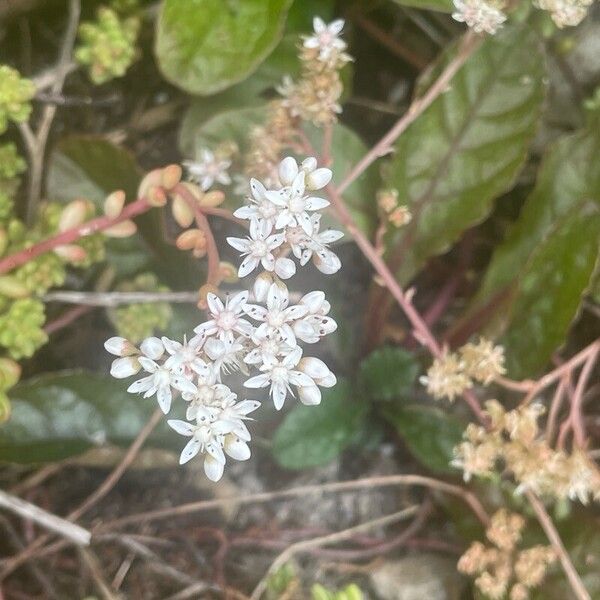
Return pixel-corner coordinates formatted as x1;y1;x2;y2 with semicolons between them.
452;0;507;34
535;0;593;27
105;156;341;481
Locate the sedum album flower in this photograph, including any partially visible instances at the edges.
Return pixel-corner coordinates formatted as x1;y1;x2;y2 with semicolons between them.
234;178;281;228
534;0;593;27
194;291;253;343
452;0;507;34
184;148;231;191
303;17;347;62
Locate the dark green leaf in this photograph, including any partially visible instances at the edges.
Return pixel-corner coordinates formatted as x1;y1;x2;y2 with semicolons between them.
501;206;600;377
0;371;173;463
393;0;453;12
384;404;465;474
272;380;367;469
384;25;545;284
155;0;293;96
358;346;419;401
286;0;335;30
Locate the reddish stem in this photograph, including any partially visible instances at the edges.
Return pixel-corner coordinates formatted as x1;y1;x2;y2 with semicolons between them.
0;197;152;275
569;348;599;448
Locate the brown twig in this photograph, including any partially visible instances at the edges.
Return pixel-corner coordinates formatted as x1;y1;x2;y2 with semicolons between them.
525;491;590;600
79;547;122;600
250;505;420;600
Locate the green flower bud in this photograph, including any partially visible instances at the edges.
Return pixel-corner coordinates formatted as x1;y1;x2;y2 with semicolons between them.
0;66;35;134
0;357;21;391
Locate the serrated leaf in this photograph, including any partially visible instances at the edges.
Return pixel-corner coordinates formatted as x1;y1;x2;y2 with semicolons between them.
358;346;418;401
384;404;465;474
384;25;545;284
0;371;173;463
272;380;367;469
155;0;293;96
501;206;600;377
47;136;149;277
393;0;453;12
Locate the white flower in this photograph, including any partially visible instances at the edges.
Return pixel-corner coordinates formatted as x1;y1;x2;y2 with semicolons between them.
243;283;308;347
227;218;295;279
127;356;198;414
194;291;254;343
234;178;281;228
452;0;506;34
183;148;231;191
265;168;330;235
244;327;295;367
244;346;314;410
292;291;337;344
303;17;347;61
204;336;248;379
162;335;207;377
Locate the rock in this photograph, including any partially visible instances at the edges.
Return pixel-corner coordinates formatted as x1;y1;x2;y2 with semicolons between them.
369;554;465;600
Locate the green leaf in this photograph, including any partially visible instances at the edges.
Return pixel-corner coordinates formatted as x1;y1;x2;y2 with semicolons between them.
384;404;465;474
358;346;419;402
383;25;545;284
272;380;367;469
155;0;293;96
500;206;600;377
46;136;149;277
393;0;453;12
0;371;173;463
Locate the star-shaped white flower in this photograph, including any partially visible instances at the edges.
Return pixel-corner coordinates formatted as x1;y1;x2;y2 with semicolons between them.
233;178;281;228
244;327;295;368
162;335;208;377
265;169;330;235
204;336;248;379
244;346;314;410
303;17;347;61
302;214;343;274
127;354;198;414
194;291;254;343
243;283;308;347
183;148;231;191
227;218;295;279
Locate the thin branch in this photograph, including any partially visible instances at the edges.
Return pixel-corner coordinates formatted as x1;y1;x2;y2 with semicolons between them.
44;290;200;306
250;505;420;600
569;347;598;447
525;491;590;600
337;31;481;195
98;473;489;531
79;548;122;600
0;490;91;546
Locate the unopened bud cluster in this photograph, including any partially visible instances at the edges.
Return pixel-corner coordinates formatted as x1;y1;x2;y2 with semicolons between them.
458;509;555;600
420;338;506;401
377;188;412;229
106;156;341;481
0;143;26;221
452;399;600;503
0;66;34;134
75;6;140;84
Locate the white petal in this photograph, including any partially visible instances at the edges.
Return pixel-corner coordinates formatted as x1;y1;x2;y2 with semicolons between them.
260;253;276;271
104;336;135;357
301;291;326;313
244;373;271;388
140;336;164;360
234;399;261;415
291;171;306;198
306;168;332;191
313;16;326;33
329;19;345;35
127;375;154;394
227;236;251;253
284;304;308;321
172;376;197;395
299;385;322;406
234;205;256;220
138;357;158;373
250;178;266;201
180;438;201;464
253;273;272;302
318;229;344;244
204;455;225;481
156;385;172;414
278;156;299;186
289;370;315;387
239;255;259;278
314;249;341;274
167;419;195;436
242;303;268;321
161;337;182;356
299;357;331;379
206;293;224;315
317;372;337;387
225;436;251;461
305;196;330;211
228;290;249;311
301;157;317;172
293;320;319;344
298;212;313;235
206;441;226;464
110;357;140;379
274;257;296;280
264;190;287;207
272;381;287;410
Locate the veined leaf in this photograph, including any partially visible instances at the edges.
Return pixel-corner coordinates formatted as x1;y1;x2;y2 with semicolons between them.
384;404;465;474
0;371;173;463
155;0;293;96
384;25;545;284
272;380;367;469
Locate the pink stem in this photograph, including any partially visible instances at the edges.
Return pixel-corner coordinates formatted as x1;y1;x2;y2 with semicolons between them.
569;347;599;448
0;197;152;275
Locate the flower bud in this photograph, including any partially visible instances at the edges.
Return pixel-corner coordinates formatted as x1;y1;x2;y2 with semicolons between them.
161;164;182;190
0;357;21;390
298;384;321;406
197;283;219;310
176;181;204;203
146;185;168;207
218;261;238;284
301;156;317;172
104;190;126;218
176;229;206;255
110;356;141;378
279;156;298;186
137;168;163;200
54;244;87;263
253;271;273;302
305;167;332;190
104;336;137;357
198;190;225;208
59;199;88;232
171;196;195;228
140;336;164;360
104;220;137;238
298;357;331;379
0;275;30;299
